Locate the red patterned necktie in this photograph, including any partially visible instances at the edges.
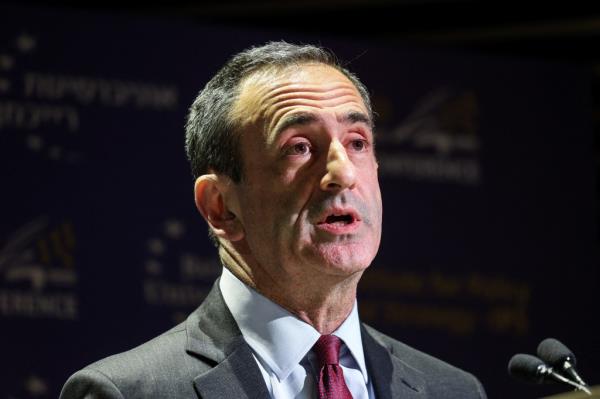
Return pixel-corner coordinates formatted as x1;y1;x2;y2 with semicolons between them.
313;335;354;399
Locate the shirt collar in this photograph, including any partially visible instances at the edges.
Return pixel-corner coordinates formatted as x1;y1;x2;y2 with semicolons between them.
219;267;369;384
332;297;369;384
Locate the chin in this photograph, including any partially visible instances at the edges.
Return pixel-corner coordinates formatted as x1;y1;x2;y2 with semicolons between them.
309;241;376;276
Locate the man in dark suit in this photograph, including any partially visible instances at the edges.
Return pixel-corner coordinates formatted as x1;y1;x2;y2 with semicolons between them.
61;42;487;399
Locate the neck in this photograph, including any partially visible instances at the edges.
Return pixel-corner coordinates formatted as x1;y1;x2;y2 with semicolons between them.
218;242;362;335
285;276;361;334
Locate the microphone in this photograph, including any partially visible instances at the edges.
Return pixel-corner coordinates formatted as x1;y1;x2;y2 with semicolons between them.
508;353;591;394
537;338;588;387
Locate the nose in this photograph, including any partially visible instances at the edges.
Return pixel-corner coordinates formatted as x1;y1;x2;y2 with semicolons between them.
320;139;356;191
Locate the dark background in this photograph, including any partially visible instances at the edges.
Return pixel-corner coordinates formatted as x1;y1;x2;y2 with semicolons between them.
1;2;599;398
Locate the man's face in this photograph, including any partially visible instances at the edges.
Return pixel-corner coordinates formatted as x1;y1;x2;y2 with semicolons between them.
227;63;382;284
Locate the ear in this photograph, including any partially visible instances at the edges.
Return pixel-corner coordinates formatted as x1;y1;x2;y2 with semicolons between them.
194;174;244;242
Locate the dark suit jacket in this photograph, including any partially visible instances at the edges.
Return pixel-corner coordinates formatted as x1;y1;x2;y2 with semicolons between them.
60;282;487;398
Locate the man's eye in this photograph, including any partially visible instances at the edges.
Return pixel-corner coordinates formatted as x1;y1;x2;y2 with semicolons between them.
350;139;368;152
288;142;311;155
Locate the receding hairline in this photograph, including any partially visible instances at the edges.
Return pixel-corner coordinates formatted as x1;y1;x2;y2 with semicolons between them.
228;61;370;130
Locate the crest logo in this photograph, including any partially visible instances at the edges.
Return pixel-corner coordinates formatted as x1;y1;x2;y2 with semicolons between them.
0;217;79;319
377;87;482;185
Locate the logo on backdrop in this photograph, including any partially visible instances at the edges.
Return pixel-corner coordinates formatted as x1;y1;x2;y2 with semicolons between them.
0;217;79;319
142;217;220;323
376;87;482;185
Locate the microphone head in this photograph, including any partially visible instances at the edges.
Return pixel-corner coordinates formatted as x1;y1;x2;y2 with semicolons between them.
537;338;576;366
508;353;547;384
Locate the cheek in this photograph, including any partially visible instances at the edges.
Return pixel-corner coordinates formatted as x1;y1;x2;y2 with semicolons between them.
240;185;300;238
278;167;320;208
362;172;383;235
361;169;382;202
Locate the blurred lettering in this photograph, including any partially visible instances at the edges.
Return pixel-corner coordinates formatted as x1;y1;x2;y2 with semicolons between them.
23;72;178;110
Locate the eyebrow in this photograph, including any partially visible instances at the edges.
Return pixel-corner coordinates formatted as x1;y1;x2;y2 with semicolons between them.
274;113;319;137
274;110;373;137
343;111;372;128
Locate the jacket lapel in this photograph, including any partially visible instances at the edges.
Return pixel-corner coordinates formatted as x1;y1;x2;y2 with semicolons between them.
362;325;426;399
192;337;270;399
185;280;270;399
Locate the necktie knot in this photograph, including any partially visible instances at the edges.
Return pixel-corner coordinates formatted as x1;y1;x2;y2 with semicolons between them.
313;335;353;399
314;334;343;366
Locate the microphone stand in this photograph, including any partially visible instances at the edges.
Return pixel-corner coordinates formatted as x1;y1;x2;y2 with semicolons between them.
538;364;592;395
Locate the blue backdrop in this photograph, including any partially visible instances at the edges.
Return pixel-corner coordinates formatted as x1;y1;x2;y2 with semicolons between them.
1;5;598;398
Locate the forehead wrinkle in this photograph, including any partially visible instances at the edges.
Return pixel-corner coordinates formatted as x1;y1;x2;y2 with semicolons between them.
231;81;342;128
238;68;356;111
261;79;361;106
235;64;369;143
264;81;360;99
269;96;365;115
263;88;360;111
267;96;367;141
267;107;370;145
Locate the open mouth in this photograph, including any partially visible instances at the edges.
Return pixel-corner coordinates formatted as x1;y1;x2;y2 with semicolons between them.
316;208;360;231
315;209;360;234
324;214;355;225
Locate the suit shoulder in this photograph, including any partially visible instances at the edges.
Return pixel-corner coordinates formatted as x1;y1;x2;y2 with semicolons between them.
363;324;487;398
88;322;189;375
60;368;125;399
61;322;207;398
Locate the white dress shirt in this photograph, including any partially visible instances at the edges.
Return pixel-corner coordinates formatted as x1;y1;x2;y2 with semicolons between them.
219;267;376;399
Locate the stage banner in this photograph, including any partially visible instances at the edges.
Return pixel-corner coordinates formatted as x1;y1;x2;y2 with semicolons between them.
0;5;597;398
